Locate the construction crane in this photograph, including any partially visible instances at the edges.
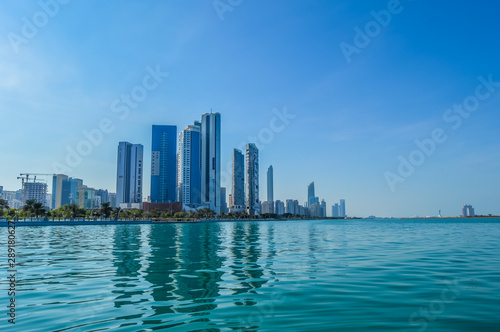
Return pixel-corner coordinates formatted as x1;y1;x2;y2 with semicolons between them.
17;173;55;205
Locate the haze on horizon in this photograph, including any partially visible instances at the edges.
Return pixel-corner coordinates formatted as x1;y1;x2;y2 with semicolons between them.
1;0;499;218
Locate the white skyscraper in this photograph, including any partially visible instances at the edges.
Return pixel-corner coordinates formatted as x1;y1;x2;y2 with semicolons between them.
201;112;221;214
177;124;201;208
116;142;143;206
245;143;259;215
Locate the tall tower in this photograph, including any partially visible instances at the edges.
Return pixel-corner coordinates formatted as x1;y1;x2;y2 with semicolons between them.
201;112;221;214
339;199;346;218
177;123;201;207
245;143;259;215
307;181;315;207
116;142;143;205
267;165;273;202
231;148;245;208
151;125;177;203
52;174;68;209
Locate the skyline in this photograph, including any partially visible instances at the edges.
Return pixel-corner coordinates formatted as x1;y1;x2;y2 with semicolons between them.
1;1;500;217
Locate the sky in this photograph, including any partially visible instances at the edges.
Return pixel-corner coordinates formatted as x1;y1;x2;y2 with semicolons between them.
1;0;499;218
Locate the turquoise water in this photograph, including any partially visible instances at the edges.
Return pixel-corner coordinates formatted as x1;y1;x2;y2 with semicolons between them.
1;219;499;331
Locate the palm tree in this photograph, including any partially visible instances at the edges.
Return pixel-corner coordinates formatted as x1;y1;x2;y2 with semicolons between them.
23;199;37;217
31;202;46;219
100;202;113;219
66;204;79;219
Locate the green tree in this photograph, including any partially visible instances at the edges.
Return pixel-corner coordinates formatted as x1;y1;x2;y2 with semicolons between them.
31;201;46;218
100;202;113;219
0;198;9;210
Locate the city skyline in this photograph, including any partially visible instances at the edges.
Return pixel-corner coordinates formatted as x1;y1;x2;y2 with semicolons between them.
1;1;499;217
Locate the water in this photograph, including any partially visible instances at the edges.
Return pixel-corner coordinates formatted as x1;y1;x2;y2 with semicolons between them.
1;219;499;331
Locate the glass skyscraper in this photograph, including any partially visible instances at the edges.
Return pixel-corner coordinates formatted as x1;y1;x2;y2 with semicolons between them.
231;148;245;208
245;143;259;215
267;165;273;202
151;125;177;203
201;113;221;214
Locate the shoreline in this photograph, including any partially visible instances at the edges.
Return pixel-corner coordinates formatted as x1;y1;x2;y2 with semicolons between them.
1;216;499;227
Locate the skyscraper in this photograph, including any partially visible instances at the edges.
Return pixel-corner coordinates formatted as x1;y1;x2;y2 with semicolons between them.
61;177;83;206
116;142;143;205
245;143;259;215
177;124;201;207
308;182;315;207
339;199;346;218
201;112;221;214
332;203;339;217
321;199;327;218
267;165;274;203
151;125;177;203
52;174;68;209
462;204;475;217
231;148;245;209
220;187;227;214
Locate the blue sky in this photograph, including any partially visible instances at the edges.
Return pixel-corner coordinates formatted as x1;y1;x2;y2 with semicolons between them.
1;0;499;217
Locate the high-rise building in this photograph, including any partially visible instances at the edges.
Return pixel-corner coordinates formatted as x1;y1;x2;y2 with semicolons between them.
275;200;285;215
321;199;327;218
108;193;117;208
24;182;48;207
339;199;346;218
201;113;221;214
245;143;259;215
308;182;315;207
177;124;201;207
332;203;339;217
261;201;273;214
462;204;475;217
116;142;143;205
285;199;294;214
52;174;68;209
151;125;177;203
76;186;100;210
267;165;273;203
61;177;83;206
231;149;245;210
220;187;228;214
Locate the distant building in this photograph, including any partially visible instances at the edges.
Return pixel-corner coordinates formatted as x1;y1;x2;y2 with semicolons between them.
61;178;83;206
267;165;274;204
231;149;245;211
339;199;346;217
52;174;69;209
321;199;327;218
462;204;475;217
261;201;273;214
332;203;339;217
275;200;285;215
245;143;259;215
177;123;202;208
117;142;143;205
307;182;315;207
95;189;109;206
285;199;294;214
220;187;228;214
151;125;177;203
23;182;48;207
76;187;100;210
201;112;221;214
108;193;117;208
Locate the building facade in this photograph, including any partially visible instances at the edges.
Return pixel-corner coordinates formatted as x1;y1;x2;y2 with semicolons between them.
177;124;202;208
231;148;245;211
116;142;144;205
151;125;177;203
245;143;259;215
24;182;48;207
201;113;221;214
52;174;68;209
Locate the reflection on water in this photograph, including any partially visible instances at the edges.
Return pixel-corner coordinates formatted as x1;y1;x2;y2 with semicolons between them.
2;219;500;331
